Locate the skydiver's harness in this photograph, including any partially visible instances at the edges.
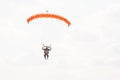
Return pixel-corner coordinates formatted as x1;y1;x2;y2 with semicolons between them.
42;46;51;54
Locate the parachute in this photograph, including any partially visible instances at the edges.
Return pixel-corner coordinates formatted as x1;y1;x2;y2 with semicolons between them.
27;13;71;26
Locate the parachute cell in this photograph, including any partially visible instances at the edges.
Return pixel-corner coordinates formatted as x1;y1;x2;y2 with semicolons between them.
27;13;71;26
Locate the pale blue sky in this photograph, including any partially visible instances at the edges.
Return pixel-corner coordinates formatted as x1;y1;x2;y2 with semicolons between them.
0;0;120;80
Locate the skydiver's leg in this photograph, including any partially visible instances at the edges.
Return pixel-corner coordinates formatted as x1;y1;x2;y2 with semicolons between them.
47;55;49;59
44;54;46;59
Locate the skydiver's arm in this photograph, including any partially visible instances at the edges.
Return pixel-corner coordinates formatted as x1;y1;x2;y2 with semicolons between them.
49;47;52;51
42;47;45;50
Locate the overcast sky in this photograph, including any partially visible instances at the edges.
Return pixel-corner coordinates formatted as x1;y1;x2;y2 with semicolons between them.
0;0;120;80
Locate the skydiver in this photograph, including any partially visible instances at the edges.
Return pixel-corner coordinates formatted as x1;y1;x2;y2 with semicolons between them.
42;44;52;60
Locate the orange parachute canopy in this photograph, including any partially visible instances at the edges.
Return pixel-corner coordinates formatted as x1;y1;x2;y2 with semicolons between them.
27;13;71;26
